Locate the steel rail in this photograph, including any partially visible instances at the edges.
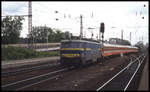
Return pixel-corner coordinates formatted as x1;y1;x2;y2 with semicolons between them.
124;54;146;91
2;62;60;77
16;75;60;90
96;54;144;91
16;66;74;90
2;68;69;89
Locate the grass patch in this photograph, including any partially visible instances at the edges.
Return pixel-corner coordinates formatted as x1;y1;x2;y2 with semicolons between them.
2;46;60;61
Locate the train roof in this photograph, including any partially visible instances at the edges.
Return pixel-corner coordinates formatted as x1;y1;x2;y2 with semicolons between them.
103;43;138;49
61;40;100;45
61;40;138;49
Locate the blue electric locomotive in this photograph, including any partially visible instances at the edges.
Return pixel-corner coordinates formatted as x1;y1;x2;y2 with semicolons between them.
60;40;102;66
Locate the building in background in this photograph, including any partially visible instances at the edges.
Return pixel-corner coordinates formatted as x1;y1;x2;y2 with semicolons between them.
109;38;131;46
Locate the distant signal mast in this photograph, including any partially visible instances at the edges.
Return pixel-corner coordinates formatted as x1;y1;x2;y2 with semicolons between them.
2;2;33;48
28;1;33;48
80;15;83;40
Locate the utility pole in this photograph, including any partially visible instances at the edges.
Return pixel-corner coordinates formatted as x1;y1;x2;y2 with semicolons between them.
28;1;33;48
99;28;101;42
121;30;123;44
46;25;49;49
142;36;143;42
84;30;86;38
130;32;131;44
80;15;83;40
121;30;123;40
88;27;94;39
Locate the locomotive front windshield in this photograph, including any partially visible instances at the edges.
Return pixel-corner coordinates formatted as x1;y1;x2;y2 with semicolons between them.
61;42;82;48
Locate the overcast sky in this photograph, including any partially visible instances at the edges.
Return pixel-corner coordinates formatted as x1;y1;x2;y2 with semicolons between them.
2;1;149;45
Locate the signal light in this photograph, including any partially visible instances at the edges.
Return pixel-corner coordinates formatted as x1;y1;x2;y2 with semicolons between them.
100;22;105;33
55;11;58;13
55;18;59;21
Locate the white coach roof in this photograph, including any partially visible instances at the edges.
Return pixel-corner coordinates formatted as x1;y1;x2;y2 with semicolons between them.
103;43;138;49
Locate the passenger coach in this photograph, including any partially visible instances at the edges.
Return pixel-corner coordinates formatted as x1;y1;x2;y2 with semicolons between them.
102;43;138;57
60;40;102;66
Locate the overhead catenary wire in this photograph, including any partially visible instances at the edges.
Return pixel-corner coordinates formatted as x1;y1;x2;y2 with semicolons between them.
2;2;148;44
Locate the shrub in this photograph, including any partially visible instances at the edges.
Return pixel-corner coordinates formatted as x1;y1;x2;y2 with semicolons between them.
2;46;59;61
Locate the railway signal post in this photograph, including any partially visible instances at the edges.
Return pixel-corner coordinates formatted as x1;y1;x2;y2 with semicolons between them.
100;22;105;45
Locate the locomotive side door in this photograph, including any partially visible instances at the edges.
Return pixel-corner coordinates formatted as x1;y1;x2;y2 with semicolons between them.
81;42;87;65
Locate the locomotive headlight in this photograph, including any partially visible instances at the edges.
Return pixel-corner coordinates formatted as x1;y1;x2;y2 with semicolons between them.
75;54;80;57
61;54;80;58
77;54;80;57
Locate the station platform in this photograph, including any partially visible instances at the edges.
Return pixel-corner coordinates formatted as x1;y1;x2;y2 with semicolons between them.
2;56;60;69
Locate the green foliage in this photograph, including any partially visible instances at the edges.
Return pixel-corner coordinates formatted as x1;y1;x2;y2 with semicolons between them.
2;46;59;61
135;41;144;52
28;26;72;43
28;26;52;43
122;40;131;45
37;51;60;58
54;30;65;42
1;16;24;44
64;31;72;40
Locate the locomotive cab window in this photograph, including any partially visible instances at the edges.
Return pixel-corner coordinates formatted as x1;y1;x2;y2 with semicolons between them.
61;42;82;48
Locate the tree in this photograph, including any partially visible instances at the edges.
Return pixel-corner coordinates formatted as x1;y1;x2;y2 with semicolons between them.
122;40;131;45
135;41;145;53
1;16;24;44
28;26;73;43
54;29;65;42
29;26;53;43
64;31;72;40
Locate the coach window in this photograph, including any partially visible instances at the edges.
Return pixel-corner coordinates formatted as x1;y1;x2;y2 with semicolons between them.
89;43;92;49
72;42;80;48
86;43;89;49
91;44;94;50
96;44;98;49
61;42;69;48
82;42;85;48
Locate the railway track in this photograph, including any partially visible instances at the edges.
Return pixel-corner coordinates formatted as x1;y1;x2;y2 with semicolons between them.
2;62;60;77
96;53;147;91
2;54;143;90
2;66;74;90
